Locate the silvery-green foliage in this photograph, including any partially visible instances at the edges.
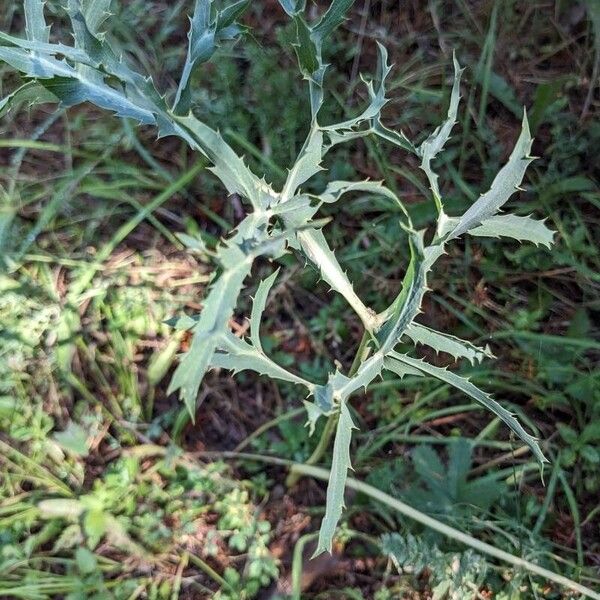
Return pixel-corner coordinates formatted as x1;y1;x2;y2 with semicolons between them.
1;0;556;557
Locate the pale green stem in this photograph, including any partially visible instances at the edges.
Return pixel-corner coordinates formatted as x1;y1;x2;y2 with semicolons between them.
286;330;371;487
291;532;319;600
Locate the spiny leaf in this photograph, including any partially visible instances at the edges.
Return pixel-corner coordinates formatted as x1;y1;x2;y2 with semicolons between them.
0;44;155;123
175;232;208;254
311;0;356;43
0;80;53;117
217;0;249;29
322;42;390;133
0;46;77;78
80;0;112;36
418;53;463;217
174;0;214;114
293;15;319;76
313;357;384;409
213;332;313;389
168;246;252;417
250;269;279;352
297;227;378;331
334;353;384;401
177;114;273;209
304;400;329;436
448;111;534;240
174;0;249;114
314;400;357;556
404;323;494;365
25;0;50;44
319;179;411;223
384;358;423;378
272;194;319;227
0;31;94;63
322;43;414;155
42;76;156;123
386;352;547;465
468;214;555;248
377;231;433;351
280;126;324;201
277;0;306;16
371;118;415;154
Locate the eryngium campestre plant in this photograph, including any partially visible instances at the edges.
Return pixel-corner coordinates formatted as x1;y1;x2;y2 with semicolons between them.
0;0;555;554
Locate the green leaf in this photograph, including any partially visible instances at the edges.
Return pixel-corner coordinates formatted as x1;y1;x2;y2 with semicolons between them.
314;400;357;555
0;80;54;117
217;0;249;29
377;231;431;351
468;214;555;248
25;0;50;44
82;510;107;549
304;400;330;435
213;332;314;389
80;0;112;36
322;42;390;133
42;75;156;123
168;246;252;417
174;0;214;114
53;421;89;456
312;0;356;43
557;423;578;445
447;439;472;496
277;0;306;16
321;43;414;154
177;114;272;209
250;269;279;352
319;179;411;222
314;357;384;408
0;43;156;123
293;15;319;75
404;323;494;365
580;445;600;464
447;112;534;240
0;31;93;63
75;547;98;574
280;126;324;201
175;232;208;254
581;421;600;444
418;53;463;217
384;358;423;378
371;118;415;154
386;352;547;465
297;227;377;331
174;0;249;114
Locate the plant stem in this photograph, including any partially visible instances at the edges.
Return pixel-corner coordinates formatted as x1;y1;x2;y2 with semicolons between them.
286;330;371;487
291;532;319;600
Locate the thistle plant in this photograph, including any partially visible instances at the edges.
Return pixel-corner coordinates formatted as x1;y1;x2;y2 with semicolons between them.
0;0;556;556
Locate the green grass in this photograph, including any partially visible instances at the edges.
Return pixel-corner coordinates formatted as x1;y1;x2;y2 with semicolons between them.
1;1;599;598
